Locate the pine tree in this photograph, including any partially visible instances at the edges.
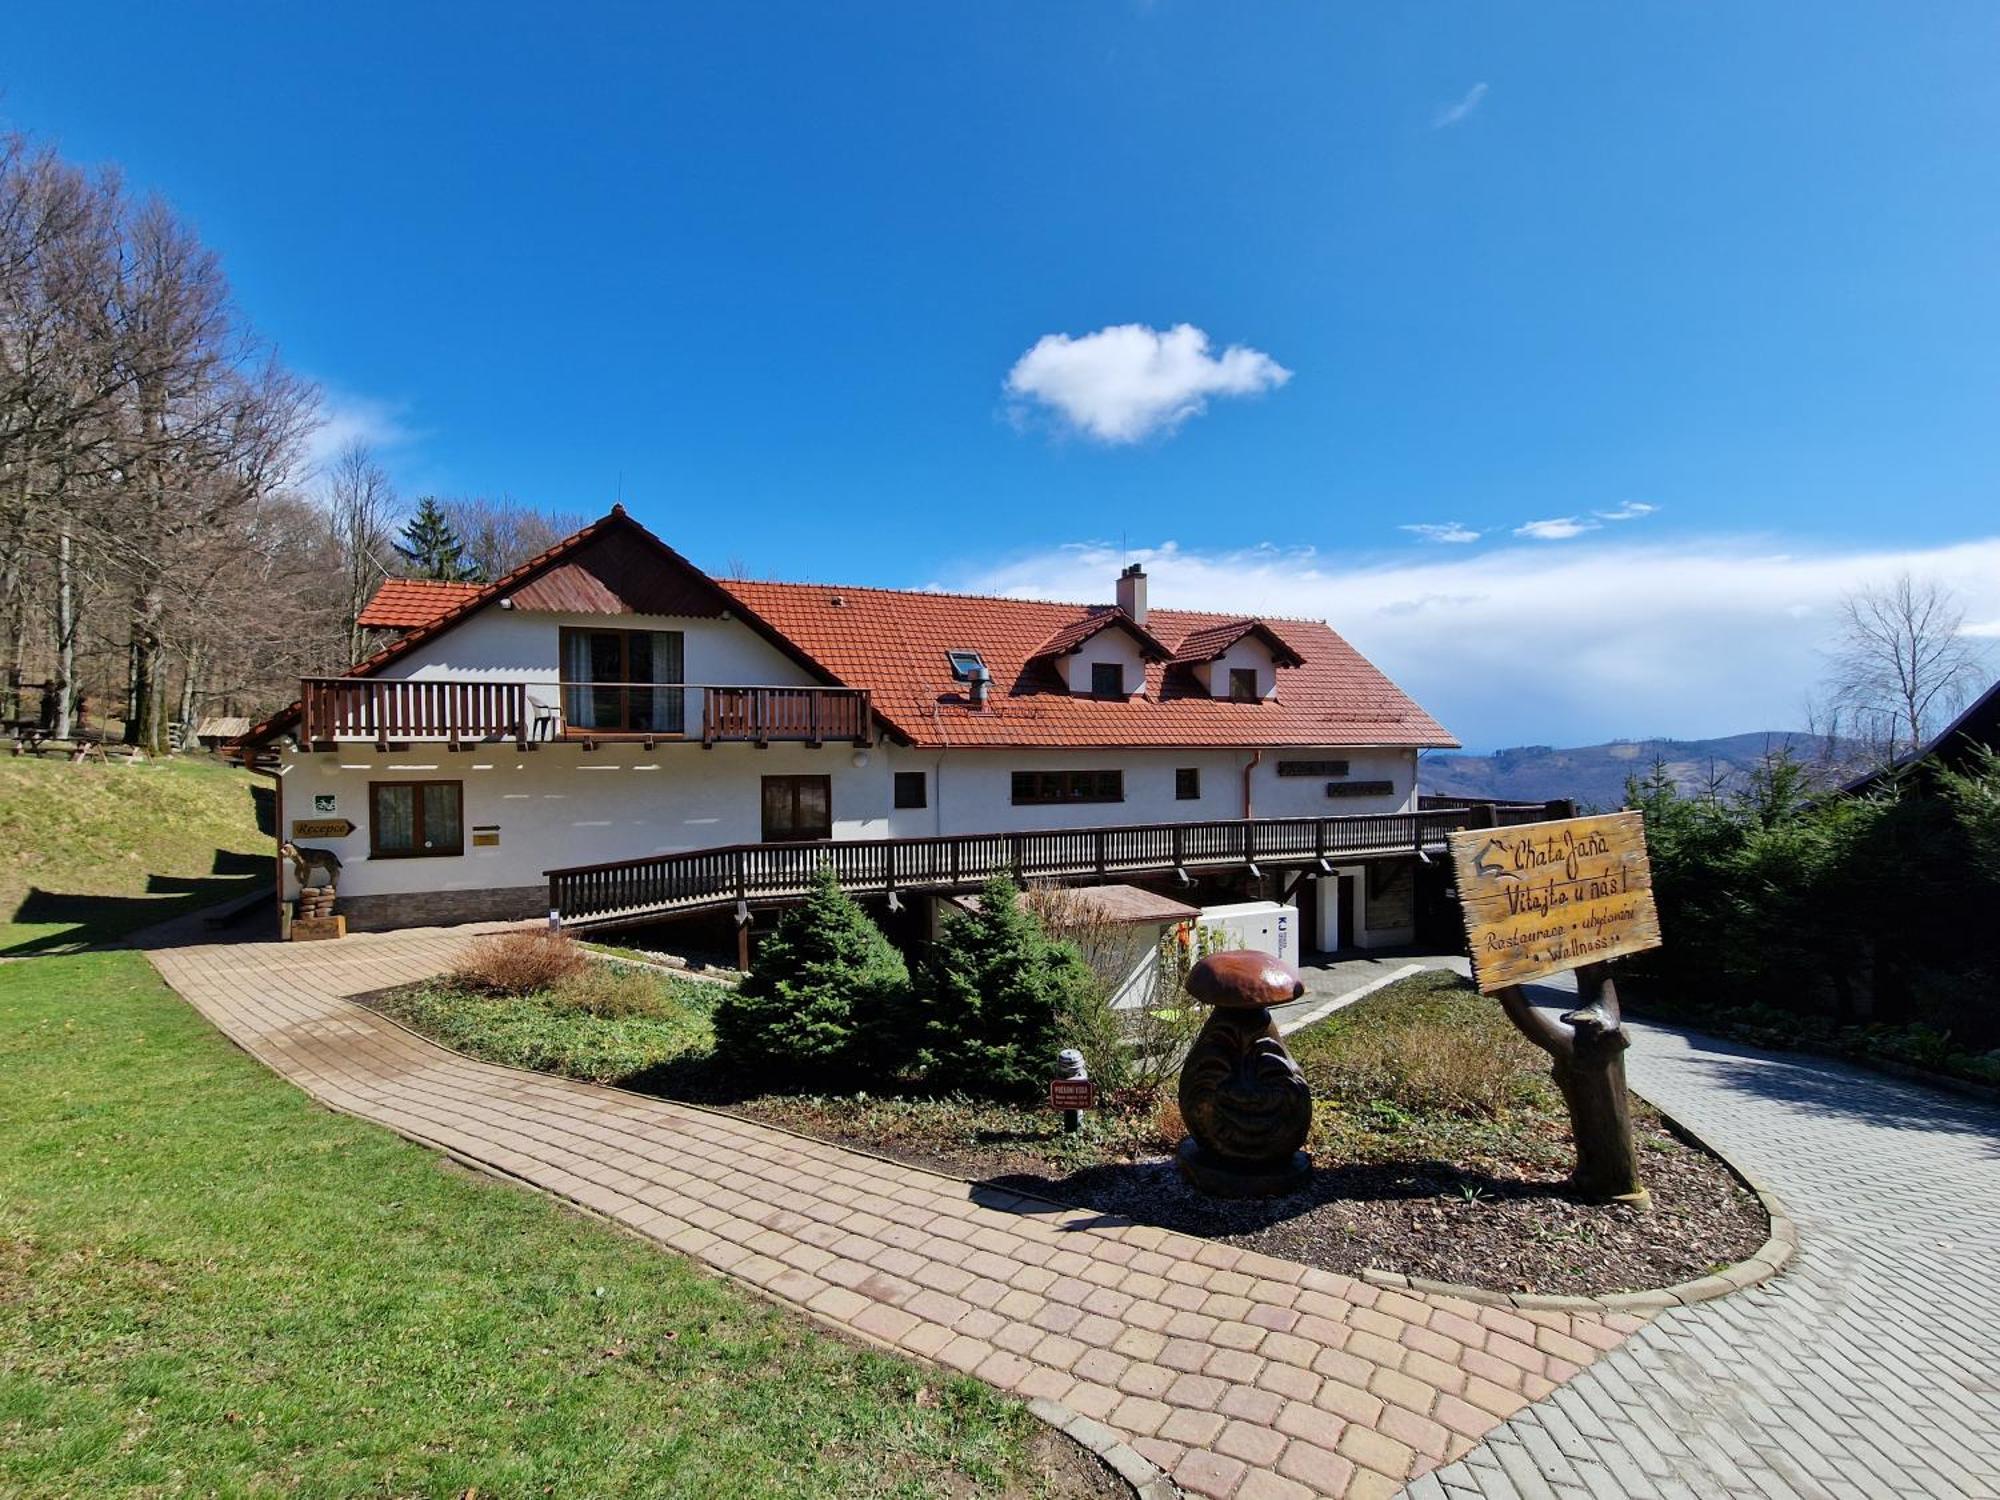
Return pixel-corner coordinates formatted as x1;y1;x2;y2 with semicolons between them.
395;496;483;581
914;876;1098;1099
713;865;913;1080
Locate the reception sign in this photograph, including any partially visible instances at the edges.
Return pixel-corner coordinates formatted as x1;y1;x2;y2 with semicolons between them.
1447;811;1662;992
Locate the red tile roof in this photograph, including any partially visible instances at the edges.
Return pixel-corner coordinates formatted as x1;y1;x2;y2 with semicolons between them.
253;510;1456;754
356;579;485;629
721;579;1457;750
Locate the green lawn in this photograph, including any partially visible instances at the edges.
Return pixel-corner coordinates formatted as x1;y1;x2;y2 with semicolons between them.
0;952;1083;1499
0;755;269;954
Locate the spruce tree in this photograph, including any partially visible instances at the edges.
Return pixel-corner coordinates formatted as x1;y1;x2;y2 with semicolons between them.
914;876;1098;1099
713;865;913;1080
395;497;483;581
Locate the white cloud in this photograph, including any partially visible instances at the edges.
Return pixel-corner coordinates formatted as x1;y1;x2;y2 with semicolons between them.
1595;501;1659;522
1401;522;1482;544
1964;619;2000;638
1004;323;1291;444
1433;82;1489;129
950;534;2000;748
302;387;419;476
1514;516;1601;541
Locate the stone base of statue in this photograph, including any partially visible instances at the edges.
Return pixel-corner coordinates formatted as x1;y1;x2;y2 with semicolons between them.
1175;950;1316;1200
1176;1137;1311;1198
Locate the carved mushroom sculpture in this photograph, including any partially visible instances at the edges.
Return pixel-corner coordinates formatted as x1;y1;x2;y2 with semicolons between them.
1175;950;1314;1198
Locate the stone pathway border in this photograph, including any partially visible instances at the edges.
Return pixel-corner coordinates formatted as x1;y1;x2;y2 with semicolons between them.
147;927;1656;1500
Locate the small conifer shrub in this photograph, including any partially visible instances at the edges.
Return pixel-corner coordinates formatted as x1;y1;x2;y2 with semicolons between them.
712;865;913;1079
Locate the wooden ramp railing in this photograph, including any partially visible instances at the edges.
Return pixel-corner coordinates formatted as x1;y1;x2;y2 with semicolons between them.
545;808;1477;930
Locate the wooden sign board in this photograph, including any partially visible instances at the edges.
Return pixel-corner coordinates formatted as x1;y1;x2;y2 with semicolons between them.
290;818;355;839
1049;1078;1097;1111
1447;811;1662;993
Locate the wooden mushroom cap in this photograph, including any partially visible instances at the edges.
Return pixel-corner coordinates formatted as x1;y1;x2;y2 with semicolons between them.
1187;949;1305;1009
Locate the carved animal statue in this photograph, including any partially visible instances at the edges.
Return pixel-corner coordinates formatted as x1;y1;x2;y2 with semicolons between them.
280;841;341;892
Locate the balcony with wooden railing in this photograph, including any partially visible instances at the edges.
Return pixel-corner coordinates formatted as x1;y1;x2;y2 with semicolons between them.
296;677;871;749
546;806;1482;930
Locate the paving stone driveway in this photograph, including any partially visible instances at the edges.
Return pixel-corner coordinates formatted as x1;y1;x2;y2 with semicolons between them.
149;929;1645;1500
1418;980;2000;1500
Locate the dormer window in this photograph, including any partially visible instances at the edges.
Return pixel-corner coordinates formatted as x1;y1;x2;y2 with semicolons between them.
1228;668;1259;703
1092;662;1125;699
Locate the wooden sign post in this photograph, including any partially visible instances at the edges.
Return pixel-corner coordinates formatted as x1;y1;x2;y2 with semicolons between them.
1447;811;1664;1207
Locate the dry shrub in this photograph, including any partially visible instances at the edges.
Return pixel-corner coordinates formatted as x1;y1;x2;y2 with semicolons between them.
548;964;675;1019
1153;1093;1187;1144
1310;1018;1528;1118
452;930;588;996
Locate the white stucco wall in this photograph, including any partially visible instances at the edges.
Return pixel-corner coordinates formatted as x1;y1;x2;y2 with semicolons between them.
275;740;1417;903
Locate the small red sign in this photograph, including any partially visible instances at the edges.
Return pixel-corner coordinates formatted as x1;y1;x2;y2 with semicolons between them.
1049;1078;1096;1111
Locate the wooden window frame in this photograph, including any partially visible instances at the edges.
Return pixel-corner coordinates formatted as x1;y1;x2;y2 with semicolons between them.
893;770;927;810
368;780;465;859
761;774;833;842
1010;768;1124;806
1227;667;1260;703
557;626;686;735
1175;767;1201;801
1089;661;1125;700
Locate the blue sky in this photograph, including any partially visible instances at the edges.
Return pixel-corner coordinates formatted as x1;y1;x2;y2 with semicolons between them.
8;4;1998;746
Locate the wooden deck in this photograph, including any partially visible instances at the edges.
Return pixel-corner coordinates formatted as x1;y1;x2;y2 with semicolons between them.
545;806;1509;929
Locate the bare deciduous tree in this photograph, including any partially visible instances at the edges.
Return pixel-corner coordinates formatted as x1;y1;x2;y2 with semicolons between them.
325;441;397;664
1827;573;1991;764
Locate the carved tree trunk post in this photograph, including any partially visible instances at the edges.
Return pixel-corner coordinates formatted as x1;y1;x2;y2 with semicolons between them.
1496;961;1649;1208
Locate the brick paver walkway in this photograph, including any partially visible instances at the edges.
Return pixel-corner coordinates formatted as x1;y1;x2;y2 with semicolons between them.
1417;981;2000;1500
150;929;1645;1500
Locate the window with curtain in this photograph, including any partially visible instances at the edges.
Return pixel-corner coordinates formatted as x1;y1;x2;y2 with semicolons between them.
559;628;685;733
370;781;464;858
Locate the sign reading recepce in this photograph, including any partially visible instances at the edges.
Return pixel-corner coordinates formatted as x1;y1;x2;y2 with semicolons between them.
1446;811;1662;993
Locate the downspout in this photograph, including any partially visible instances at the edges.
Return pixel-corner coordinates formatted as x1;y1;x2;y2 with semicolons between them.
1242;748;1262;820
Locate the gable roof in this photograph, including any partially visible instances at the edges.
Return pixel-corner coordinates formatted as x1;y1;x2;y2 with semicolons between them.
356;579;485;629
1029;608;1173;664
721;579;1456;751
241;508;854;747
1169;618;1307;670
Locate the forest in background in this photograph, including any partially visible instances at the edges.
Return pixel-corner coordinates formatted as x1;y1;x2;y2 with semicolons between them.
0;131;581;752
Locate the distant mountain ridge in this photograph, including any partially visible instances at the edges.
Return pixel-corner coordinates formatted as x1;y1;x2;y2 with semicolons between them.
1421;732;1852;812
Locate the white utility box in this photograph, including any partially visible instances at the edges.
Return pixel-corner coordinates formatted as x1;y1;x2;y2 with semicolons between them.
1196;899;1298;969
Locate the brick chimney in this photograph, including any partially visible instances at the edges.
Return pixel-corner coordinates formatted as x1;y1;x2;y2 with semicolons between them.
1116;563;1148;626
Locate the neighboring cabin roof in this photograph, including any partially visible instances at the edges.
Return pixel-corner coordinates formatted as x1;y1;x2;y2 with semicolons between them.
722;579;1457;750
1169;618;1308;670
1842;676;2000;795
356;579;485;629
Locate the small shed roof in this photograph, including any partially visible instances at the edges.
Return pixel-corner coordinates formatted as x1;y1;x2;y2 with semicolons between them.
949;883;1201;928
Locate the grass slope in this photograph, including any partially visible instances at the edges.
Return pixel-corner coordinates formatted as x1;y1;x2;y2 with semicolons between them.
0;952;1078;1499
0;755;269;954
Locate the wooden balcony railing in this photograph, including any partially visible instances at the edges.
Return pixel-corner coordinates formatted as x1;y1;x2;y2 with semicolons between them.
297;677;871;748
546;807;1477;929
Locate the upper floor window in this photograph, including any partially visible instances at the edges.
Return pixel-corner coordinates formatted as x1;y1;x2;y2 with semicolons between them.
1228;667;1259;702
560;627;684;734
894;770;927;809
1012;769;1123;805
1176;767;1201;801
1091;662;1125;699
